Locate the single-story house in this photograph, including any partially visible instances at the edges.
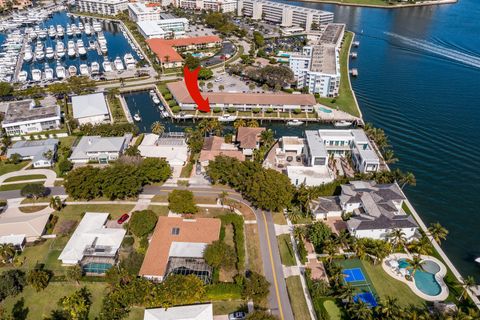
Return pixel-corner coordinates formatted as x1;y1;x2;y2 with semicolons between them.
6;139;58;168
198;136;245;168
138;133;188;166
58;212;126;274
0;212;50;242
69;134;132;164
71;93;111;125
144;303;213;320
139;217;221;283
0;234;26;251
309;196;342;220
236;126;265;157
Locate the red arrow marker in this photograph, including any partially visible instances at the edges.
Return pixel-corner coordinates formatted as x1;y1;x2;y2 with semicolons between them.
184;65;210;113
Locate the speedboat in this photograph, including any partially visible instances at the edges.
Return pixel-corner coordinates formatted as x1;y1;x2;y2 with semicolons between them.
24;48;33;62
476;257;480;264
91;61;100;74
124;53;136;69
66;25;73;37
17;70;28;82
56;41;65;58
38;28;47;39
48;25;56;38
79;64;89;76
45;46;55;59
56;25;64;37
152;95;160;104
133;111;141;122
85;24;92;36
114;57;124;71
100;43;108;54
287;119;304;126
78;22;84;31
333;120;353;128
35;48;45;61
88;40;95;50
68;65;77;76
97;33;106;45
218;114;237;122
67;40;76;57
44;64;54;80
31;68;42;81
93;21;102;32
77;39;86;56
102;58;112;72
56;64;66;79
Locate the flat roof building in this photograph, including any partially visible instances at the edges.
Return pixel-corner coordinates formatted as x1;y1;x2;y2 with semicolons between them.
75;0;128;16
138;18;189;39
128;2;162;22
138;133;189;166
71;92;111;126
176;0;237;13
7;139;58;168
144;303;213;320
69;134;132;164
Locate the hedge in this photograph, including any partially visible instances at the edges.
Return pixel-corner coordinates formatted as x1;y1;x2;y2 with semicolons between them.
219;214;245;272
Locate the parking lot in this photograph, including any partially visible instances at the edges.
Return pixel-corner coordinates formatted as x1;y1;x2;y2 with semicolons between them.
202;71;273;94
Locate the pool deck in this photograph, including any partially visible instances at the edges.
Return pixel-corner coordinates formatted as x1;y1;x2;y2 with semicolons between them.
382;253;449;301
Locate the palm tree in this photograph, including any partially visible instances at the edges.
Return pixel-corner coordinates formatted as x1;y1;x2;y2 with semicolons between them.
428;222;449;245
383;149;398;164
246;119;259;128
334;230;350;250
0;243;16;263
347;301;373;320
398;171;416;189
388;229;407;251
323;239;338;263
286;206;303;224
406;255;425;278
456;276;476;301
352;239;367;260
337;283;355;304
49;196;63;211
151;121;165;136
293;226;306;241
233;119;246;130
407;235;432;255
260;129;275;147
375;297;401;319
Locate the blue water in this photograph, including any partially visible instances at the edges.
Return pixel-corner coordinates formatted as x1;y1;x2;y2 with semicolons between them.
399;259;442;296
268;0;480;281
83;262;113;274
20;11;139;79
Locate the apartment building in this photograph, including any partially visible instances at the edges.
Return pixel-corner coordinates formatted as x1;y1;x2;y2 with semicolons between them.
0;0;31;10
138;17;189;39
128;2;162;22
177;0;237;13
289;24;345;96
237;0;334;32
75;0;128;16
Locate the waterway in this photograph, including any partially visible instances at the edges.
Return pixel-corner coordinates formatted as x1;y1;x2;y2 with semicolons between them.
272;0;480;279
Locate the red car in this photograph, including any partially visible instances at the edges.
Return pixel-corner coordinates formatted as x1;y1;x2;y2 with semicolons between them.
117;214;129;224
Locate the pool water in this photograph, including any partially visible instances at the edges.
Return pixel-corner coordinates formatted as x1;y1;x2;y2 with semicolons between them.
83;262;112;274
319;107;333;114
398;259;442;296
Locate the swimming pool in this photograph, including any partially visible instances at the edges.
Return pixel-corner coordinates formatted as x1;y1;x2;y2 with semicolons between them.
398;259;442;296
83;262;112;274
319;107;333;113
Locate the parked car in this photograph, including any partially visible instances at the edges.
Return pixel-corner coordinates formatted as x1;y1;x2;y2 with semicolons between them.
117;214;129;224
228;312;247;320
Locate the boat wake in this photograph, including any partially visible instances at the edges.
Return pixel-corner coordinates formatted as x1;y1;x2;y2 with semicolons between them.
385;32;480;69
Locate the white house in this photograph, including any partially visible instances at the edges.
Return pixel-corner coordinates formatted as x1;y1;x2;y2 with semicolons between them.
138;133;188;166
58;212;126;273
6;139;58;168
341;181;418;240
69;134;132;164
137;18;189;39
0;235;26;251
71;93;111;126
144;303;213;320
1;100;61;136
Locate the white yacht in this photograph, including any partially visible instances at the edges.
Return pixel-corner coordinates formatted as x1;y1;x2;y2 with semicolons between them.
102;58;112;72
74;25;81;37
78;22;84;31
56;25;64;38
76;39;86;56
152;95;160;104
67;40;76;57
88;40;96;50
91;61;100;74
100;43;108;54
66;25;73;37
44;63;54;80
133;111;141;122
17;70;28;82
38;28;47;39
333;120;353;128
35;47;45;61
79;63;89;76
31;68;42;81
24;47;33;62
68;65;77;76
218;114;237;122
97;33;106;45
45;46;55;59
93;21;102;32
286;119;304;126
56;64;66;79
48;25;56;38
124;53;136;69
85;24;92;36
56;41;65;58
114;57;124;71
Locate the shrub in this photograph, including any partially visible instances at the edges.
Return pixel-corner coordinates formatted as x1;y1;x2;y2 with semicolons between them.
163;93;172;100
171;105;181;113
252;107;261;113
168;100;177;107
227;107;237;113
168;189;198;214
266;108;273;113
128;210;158;238
122;236;134;248
204;240;236;270
293;108;302;114
213;107;222;113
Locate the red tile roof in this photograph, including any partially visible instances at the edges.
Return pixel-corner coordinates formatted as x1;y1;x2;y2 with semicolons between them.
199;136;245;163
236;127;266;149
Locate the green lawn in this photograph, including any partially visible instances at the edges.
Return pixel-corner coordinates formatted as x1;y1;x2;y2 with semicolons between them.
285;276;310;320
146;205;169;216
55;204;135;222
272;212;287;225
212;300;245;315
0;282;107;320
323;299;342;320
0;182;43;192
277;234;296;267
316;31;360;117
0;161;29;176
4;174;46;182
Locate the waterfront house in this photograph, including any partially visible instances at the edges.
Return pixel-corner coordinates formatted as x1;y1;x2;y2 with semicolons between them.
139;217;221;283
138;132;189;166
0;235;26;251
69;134;132;164
71;93;111;126
6;139;58;168
58;212;126;275
236;126;265;157
144;303;213;320
166;80;317;112
1;99;61;136
198;136;245;168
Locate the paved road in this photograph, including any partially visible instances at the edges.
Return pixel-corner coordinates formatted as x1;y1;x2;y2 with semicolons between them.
1;184;294;318
0;168;57;187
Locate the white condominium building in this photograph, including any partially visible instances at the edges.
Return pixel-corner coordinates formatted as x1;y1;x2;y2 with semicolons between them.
75;0;128;15
138;17;190;39
237;0;334;32
128;2;162;22
177;0;237;13
289;24;345;96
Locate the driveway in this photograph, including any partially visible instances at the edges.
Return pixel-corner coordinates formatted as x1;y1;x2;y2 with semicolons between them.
0;168;57;187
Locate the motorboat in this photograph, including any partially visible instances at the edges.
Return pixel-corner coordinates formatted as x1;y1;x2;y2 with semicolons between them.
38;28;47;39
24;48;33;62
90;61;100;74
78;22;84;31
178;112;193;119
44;63;54;80
88;40;95;50
31;68;42;81
68;65;77;76
17;70;28;82
48;25;56;38
93;21;102;32
286;119;304;126
56;64;66;79
35;48;45;61
67;40;76;57
79;63;89;76
100;43;108;54
133;111;141;122
45;46;55;59
218;114;237;122
333;120;353;128
138;53;144;60
97;33;106;45
85;24;92;36
76;39;86;56
56;41;65;58
66;25;73;37
124;53;136;69
152;95;160;104
114;57;124;71
56;25;64;37
102;58;112;72
475;257;480;264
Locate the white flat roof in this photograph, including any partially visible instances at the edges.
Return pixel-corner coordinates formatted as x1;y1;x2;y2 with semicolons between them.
287;165;334;186
71;93;109;120
144;303;213;320
138;133;188;165
0;234;26;246
169;242;207;258
138;21;167;36
58;212;126;263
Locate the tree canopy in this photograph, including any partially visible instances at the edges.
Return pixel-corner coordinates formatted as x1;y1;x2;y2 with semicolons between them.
0;82;13;97
78;123;139;137
20;184;47;199
204;240;236;270
128;210;158;238
168;190;198;214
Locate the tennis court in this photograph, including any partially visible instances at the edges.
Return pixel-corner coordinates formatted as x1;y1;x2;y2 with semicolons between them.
338;260;379;308
343;268;366;283
354;292;378;307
